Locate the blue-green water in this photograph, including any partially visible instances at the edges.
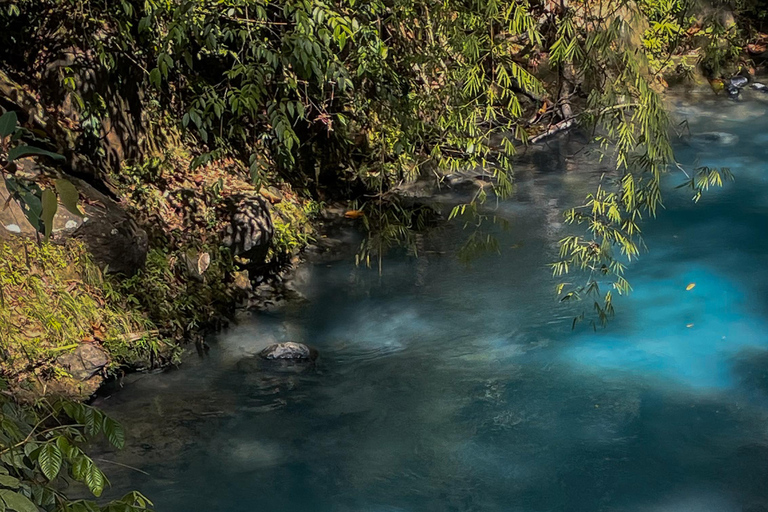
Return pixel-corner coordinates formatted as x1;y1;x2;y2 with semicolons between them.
100;91;768;512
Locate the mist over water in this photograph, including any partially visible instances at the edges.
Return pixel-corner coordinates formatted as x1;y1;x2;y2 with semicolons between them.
99;90;768;512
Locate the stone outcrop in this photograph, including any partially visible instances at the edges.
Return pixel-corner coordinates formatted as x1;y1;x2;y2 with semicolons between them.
71;179;148;276
56;343;109;381
221;193;274;262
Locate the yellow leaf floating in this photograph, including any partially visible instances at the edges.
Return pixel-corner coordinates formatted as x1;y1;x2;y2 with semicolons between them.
686;323;694;328
686;283;696;291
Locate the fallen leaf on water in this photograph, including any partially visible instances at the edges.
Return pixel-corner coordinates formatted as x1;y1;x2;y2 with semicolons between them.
686;323;694;328
686;283;696;291
344;210;364;219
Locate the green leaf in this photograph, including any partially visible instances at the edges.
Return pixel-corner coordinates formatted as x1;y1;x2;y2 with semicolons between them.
5;176;42;231
22;442;38;459
54;179;83;217
83;407;102;437
0;112;18;138
71;454;89;482
41;188;57;241
0;476;20;490
102;416;125;450
7;145;64;163
85;462;106;497
0;489;38;512
37;443;63;480
149;68;161;88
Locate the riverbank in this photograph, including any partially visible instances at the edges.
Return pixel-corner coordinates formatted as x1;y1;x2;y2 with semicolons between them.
2;0;766;403
3;71;766;401
0;135;321;399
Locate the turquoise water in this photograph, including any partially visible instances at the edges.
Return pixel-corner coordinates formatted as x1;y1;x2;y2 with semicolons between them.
99;91;768;512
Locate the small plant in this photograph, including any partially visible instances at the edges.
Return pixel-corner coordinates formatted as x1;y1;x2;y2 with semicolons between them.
269;199;321;258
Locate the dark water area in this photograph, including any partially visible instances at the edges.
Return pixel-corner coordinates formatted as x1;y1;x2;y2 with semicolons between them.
98;89;768;512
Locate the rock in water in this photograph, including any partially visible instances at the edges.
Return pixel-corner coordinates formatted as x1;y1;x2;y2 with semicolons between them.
259;342;317;361
57;343;109;380
751;82;768;92
730;76;749;89
726;85;741;99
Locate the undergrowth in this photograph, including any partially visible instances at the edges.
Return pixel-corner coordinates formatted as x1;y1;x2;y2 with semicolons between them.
0;239;163;394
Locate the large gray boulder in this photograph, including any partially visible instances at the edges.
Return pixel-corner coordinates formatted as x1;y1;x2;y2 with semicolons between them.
57;343;109;381
73;210;148;276
68;178;148;276
221;194;273;262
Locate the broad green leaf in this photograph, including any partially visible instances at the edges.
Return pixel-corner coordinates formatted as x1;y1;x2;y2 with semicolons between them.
37;443;63;480
40;188;57;241
149;68;161;88
0;476;20;490
0;112;17;138
102;416;125;449
22;442;38;459
85;462;106;497
7;145;64;163
56;436;74;457
0;489;38;512
54;179;83;217
4;176;42;231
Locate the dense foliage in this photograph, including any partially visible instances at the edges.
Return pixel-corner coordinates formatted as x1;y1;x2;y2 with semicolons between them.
0;385;153;511
0;0;748;322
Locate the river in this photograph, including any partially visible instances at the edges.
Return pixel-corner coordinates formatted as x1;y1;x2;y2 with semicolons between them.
96;88;768;512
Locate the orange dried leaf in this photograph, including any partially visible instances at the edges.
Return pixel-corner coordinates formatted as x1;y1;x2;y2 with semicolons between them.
344;210;364;219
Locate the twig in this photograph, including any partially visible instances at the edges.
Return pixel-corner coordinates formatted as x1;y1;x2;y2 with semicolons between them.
95;458;151;476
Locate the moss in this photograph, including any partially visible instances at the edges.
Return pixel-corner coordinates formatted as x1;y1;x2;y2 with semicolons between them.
0;239;162;394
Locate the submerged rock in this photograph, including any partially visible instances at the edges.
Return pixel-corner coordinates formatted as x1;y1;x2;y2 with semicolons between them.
751;82;768;92
726;85;741;99
443;169;494;192
690;131;739;147
259;342;317;361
